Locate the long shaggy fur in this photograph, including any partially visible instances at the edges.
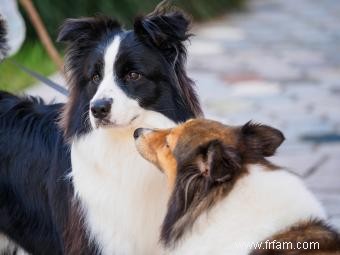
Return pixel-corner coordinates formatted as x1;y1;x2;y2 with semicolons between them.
0;92;68;254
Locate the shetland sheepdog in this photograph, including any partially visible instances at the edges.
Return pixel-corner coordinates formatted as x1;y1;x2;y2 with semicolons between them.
134;119;340;255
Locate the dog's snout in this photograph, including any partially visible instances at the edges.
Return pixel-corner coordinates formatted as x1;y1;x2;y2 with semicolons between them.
91;98;113;119
133;128;153;140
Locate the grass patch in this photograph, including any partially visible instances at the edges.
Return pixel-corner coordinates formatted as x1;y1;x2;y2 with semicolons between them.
0;41;57;92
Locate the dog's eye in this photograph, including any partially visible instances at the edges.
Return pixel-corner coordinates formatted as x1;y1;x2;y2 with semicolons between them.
92;74;101;84
125;72;142;81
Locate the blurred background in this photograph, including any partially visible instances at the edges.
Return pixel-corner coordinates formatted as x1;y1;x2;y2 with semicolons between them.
0;0;243;91
0;0;339;230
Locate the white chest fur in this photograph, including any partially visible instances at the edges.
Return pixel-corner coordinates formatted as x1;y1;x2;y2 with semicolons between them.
168;165;326;255
71;113;175;255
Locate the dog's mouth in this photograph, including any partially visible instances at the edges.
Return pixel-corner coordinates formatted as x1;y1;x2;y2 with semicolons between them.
93;115;139;129
95;119;117;128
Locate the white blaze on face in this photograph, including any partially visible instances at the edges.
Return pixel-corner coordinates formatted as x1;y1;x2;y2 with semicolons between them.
90;35;144;128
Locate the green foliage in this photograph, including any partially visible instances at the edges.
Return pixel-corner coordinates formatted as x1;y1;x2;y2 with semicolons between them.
0;0;244;92
0;41;56;92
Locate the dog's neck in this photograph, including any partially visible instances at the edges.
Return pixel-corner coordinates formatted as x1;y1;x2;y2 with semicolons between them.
70;111;175;255
161;164;326;254
161;165;247;247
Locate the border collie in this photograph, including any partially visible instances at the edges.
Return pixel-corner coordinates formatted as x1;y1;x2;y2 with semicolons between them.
134;119;340;255
0;6;201;255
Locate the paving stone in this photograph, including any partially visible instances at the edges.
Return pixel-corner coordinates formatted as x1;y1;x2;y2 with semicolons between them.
278;49;325;66
331;218;340;231
271;154;322;177
188;0;340;224
187;40;225;56
198;25;246;42
315;193;340;230
227;81;282;97
305;156;340;192
220;72;262;83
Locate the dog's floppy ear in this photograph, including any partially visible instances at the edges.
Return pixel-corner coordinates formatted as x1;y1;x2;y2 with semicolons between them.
241;121;285;158
134;9;191;63
57;16;121;43
134;6;203;118
196;140;241;183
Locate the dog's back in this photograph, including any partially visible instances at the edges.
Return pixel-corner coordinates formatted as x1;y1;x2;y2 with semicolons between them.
0;91;68;254
0;21;68;252
0;21;75;255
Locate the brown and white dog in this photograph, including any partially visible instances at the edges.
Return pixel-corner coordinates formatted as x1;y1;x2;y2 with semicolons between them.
133;119;340;255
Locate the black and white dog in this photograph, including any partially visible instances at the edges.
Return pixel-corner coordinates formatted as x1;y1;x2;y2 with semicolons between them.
0;8;201;255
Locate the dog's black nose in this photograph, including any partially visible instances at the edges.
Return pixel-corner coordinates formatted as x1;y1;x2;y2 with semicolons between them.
91;98;112;119
133;128;143;140
133;128;153;140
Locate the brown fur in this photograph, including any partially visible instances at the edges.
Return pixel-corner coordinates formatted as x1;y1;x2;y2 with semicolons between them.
135;118;285;246
63;200;99;255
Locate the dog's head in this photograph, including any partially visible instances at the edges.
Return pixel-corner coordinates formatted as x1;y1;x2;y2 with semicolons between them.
134;119;284;245
58;6;201;139
134;119;284;188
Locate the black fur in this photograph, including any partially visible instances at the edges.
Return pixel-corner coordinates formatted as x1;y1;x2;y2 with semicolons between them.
57;16;123;140
134;10;201;118
240;121;285;162
0;9;201;255
0;92;67;254
58;13;201;140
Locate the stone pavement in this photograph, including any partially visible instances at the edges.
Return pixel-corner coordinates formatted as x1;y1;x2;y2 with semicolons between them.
26;0;340;229
188;0;340;229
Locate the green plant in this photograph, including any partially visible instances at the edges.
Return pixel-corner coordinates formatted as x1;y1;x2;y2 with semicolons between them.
23;0;244;41
1;0;245;92
0;41;56;92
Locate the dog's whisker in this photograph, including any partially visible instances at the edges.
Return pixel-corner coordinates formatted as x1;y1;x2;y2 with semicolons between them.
183;173;200;212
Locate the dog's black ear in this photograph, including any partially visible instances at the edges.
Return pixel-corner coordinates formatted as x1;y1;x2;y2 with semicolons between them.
196;140;241;183
134;2;202;118
134;10;191;63
57;16;121;43
241;121;285;158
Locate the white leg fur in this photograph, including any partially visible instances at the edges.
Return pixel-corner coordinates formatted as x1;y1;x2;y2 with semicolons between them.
71;111;176;255
167;165;326;255
0;234;29;255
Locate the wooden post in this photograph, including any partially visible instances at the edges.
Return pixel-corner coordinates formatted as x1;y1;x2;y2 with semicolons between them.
19;0;64;72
